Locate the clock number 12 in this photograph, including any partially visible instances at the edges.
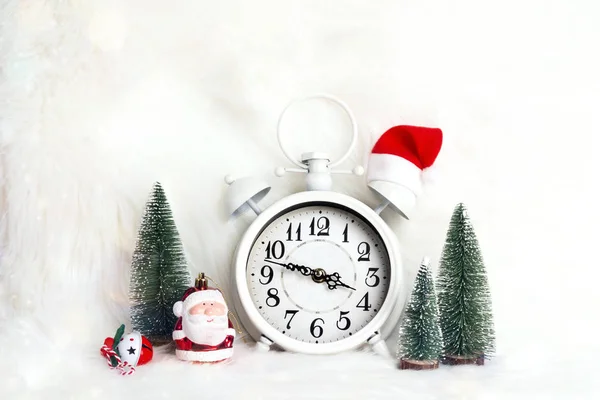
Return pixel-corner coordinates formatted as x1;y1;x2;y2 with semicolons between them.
309;216;330;236
365;268;380;287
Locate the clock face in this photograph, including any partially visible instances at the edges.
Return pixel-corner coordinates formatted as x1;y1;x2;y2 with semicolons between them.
245;203;391;344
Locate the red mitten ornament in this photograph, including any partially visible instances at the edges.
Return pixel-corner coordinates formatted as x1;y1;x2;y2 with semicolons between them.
172;273;235;363
100;324;153;375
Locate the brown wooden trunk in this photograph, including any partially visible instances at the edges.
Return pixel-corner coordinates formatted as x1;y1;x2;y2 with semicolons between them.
150;338;173;347
442;354;485;366
399;359;439;370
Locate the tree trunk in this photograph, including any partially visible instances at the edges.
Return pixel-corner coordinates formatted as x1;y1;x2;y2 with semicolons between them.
399;359;439;370
149;337;173;347
442;354;485;366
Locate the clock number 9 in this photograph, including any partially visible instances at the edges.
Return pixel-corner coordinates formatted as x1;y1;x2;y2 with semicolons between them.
357;242;371;261
266;288;280;307
259;265;274;285
310;318;325;338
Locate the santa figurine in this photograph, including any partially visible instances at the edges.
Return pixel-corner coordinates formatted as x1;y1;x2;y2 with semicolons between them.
172;273;235;363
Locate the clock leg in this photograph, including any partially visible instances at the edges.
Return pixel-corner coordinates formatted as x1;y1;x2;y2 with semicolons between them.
367;332;391;359
255;335;274;352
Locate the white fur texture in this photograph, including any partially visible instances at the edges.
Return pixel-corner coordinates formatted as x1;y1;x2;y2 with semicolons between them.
1;0;599;398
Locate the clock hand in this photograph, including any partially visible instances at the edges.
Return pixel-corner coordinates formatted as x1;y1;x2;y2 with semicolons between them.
324;272;356;291
264;260;313;276
264;260;355;290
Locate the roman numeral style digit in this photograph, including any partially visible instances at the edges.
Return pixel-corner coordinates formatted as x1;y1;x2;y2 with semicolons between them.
357;242;370;261
310;318;325;338
266;288;280;307
365;267;380;287
342;224;349;243
259;265;274;285
356;292;372;311
336;311;351;330
265;240;285;259
309;217;330;236
284;310;299;329
286;223;302;241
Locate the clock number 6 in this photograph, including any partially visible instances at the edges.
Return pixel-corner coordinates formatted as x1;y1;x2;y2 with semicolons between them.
365;267;380;287
266;288;280;307
310;318;325;338
336;311;351;331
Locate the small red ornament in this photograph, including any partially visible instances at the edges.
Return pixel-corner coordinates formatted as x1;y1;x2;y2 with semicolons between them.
172;273;235;363
100;324;153;375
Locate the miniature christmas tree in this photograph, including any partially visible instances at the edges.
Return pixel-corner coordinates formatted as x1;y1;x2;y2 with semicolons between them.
397;257;443;370
437;203;495;365
129;182;192;345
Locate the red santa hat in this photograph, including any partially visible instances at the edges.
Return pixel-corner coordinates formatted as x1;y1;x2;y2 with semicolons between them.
173;278;227;318
367;125;443;219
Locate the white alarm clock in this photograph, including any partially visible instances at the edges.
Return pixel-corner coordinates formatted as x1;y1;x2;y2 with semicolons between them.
224;95;406;357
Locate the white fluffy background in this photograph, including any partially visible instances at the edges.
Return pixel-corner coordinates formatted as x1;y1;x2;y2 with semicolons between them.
1;0;599;399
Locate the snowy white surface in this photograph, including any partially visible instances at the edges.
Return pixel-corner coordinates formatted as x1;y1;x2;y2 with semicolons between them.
1;1;599;398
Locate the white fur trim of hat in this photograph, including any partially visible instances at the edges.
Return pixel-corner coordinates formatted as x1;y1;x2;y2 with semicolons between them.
173;289;227;318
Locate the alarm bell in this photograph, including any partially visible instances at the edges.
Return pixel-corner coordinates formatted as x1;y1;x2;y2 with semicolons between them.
224;175;271;217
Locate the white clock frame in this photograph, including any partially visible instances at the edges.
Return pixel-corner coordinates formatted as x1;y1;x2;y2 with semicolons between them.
231;190;405;356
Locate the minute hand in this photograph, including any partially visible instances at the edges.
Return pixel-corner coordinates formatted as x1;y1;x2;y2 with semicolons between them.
264;260;355;290
263;260;313;276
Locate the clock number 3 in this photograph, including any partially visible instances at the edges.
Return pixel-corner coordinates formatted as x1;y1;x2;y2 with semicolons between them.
365;267;380;287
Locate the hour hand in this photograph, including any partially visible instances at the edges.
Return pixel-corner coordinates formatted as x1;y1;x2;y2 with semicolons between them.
325;272;356;291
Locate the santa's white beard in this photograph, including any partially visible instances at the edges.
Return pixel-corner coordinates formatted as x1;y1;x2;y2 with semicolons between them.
182;313;229;346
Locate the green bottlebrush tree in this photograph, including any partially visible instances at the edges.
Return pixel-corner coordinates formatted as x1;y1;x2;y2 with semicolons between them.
437;203;495;362
129;182;191;344
397;258;443;366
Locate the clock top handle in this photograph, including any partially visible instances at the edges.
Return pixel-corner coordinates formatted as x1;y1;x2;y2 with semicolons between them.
276;94;358;169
